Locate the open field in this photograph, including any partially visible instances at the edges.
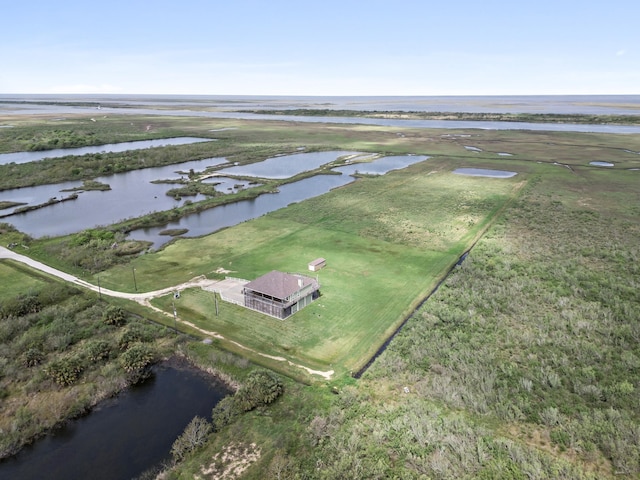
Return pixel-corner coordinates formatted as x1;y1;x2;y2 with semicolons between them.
0;261;49;301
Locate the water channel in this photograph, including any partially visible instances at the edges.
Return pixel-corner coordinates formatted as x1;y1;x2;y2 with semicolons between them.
0;137;213;165
0;360;230;480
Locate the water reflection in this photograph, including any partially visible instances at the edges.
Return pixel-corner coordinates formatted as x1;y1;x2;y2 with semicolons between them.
2;154;427;246
128;174;355;248
201;176;261;193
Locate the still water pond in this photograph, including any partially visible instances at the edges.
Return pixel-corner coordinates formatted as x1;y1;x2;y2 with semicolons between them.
128;154;430;248
217;150;359;178
0;137;213;165
1;157;228;237
452;168;517;178
333;155;429;175
0;361;230;480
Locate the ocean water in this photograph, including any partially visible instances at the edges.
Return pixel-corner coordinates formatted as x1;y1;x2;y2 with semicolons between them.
2;94;640;115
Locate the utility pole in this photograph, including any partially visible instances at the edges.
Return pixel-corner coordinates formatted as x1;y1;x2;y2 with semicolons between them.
97;275;102;300
172;298;177;331
132;267;137;292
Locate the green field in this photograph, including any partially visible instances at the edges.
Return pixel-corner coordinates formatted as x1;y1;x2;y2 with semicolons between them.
0;261;49;301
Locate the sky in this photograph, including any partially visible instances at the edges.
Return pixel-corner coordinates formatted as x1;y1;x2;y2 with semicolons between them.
1;0;638;96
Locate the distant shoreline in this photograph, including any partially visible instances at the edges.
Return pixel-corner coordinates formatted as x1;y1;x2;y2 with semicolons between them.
239;109;640;125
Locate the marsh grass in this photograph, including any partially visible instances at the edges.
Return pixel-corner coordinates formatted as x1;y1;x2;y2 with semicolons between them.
364;163;640;475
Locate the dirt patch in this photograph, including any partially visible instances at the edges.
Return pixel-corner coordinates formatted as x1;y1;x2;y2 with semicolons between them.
197;442;261;480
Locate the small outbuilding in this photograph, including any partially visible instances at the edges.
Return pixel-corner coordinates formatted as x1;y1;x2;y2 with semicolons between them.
243;270;320;319
308;257;326;272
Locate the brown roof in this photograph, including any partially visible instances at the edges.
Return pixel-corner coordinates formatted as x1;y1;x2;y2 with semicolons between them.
244;271;318;300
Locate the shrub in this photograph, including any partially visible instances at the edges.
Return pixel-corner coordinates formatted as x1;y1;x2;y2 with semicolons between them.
84;340;111;362
103;306;126;326
234;369;284;412
211;396;240;431
120;343;155;373
118;323;148;350
171;416;212;461
22;347;44;367
45;356;84;386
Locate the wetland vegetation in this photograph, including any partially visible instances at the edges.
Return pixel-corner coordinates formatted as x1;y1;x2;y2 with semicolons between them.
1;109;639;478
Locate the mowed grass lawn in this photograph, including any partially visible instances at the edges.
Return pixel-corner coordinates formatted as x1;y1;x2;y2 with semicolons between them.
102;160;524;376
0;261;49;301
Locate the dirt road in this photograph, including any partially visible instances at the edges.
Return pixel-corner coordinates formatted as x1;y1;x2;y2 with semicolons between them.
0;246;334;379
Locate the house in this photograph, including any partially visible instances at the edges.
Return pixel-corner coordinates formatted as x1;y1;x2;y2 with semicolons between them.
308;257;326;272
243;270;320;319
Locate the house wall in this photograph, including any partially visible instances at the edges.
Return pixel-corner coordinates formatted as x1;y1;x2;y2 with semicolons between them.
244;292;286;319
243;278;321;319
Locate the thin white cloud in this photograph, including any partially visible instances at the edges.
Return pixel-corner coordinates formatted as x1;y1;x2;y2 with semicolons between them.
616;49;626;56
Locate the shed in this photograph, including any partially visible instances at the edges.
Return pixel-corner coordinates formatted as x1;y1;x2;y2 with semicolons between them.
308;257;326;272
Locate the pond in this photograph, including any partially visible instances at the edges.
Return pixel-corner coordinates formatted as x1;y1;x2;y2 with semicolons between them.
0;137;214;165
0;360;230;480
217;150;359;178
589;161;614;167
0;157;228;237
333;155;429;176
452;168;518;178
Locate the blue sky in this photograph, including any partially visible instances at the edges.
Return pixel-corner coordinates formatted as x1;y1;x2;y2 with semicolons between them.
1;0;638;95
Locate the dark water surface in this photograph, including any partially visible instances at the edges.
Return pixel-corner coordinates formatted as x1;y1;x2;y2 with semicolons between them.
0;361;230;480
